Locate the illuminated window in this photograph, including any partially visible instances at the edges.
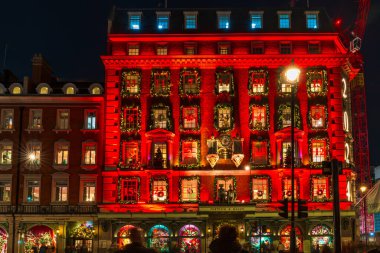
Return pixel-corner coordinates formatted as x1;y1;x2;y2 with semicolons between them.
252;177;269;201
251;106;267;129
83;143;96;165
65;86;75;94
278;12;291;29
310;106;326;128
152;108;168;129
54;179;68;202
27;141;41;166
84;110;97;130
217;12;230;29
311;176;330;200
122;141;139;166
249;70;266;93
156;46;168;55
251;141;268;165
180;177;199;202
29;109;42;129
218;43;231;55
0;141;12;165
151;70;170;95
1;109;14;130
181;141;198;165
122;107;139;130
0;181;11;202
216;71;233;93
83;181;96;202
251;41;264;54
181;70;199;94
184;12;197;29
250;12;263;29
26;180;40;202
184;43;197;55
311;140;327;163
128;12;141;30
55;142;69;165
152;178;168;202
215;177;235;201
281;106;291;127
152;143;167;168
122;71;140;95
39;86;49;94
157;12;170;29
283;177;298;200
128;45;139;56
217;107;232;130
308;42;321;54
307;69;325;93
91;86;101;94
56;109;70;130
280;42;292;54
182;106;198;129
306;13;318;29
120;178;139;202
12;86;21;94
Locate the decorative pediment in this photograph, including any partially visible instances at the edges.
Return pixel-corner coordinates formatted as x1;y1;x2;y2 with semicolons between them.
145;129;175;139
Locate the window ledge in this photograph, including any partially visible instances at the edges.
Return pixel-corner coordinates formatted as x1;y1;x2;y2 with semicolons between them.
53;164;69;171
51;202;68;205
79;202;96;205
26;164;41;171
80;129;99;134
53;129;72;134
25;128;44;134
81;164;97;171
0;164;12;170
0;129;15;134
22;202;40;205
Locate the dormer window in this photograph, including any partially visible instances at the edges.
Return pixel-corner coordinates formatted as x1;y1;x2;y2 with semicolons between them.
217;11;230;29
128;12;142;30
278;11;291;29
157;12;170;30
9;84;22;95
250;11;263;29
40;87;49;94
36;83;51;95
184;12;197;29
89;83;103;95
306;11;319;29
63;83;77;95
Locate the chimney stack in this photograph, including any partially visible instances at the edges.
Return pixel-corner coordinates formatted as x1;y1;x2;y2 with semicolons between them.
31;53;52;87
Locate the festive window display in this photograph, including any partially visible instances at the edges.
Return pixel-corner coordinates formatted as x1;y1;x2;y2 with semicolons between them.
121;141;140;169
151;177;169;203
26;180;40;202
0;141;12;165
119;177;140;203
178;224;201;253
151;104;172;130
250;224;272;253
282;177;299;200
277;104;301;130
0;182;11;202
151;69;171;96
250;104;269;130
279;225;303;252
248;68;269;95
180;139;200;167
180;68;201;95
152;143;168;168
121;69;141;97
0;227;7;253
281;141;300;167
251;176;271;202
214;104;234;132
179;177;200;202
214;176;237;203
70;223;94;252
215;68;234;95
309;105;327;129
306;68;328;96
24;225;55;253
310;138;328;165
120;106;141;132
251;140;268;166
117;225;141;247
180;106;200;131
148;225;170;253
311;176;331;202
310;224;333;249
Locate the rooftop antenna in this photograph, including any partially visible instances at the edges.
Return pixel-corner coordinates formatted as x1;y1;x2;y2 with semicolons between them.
2;44;7;70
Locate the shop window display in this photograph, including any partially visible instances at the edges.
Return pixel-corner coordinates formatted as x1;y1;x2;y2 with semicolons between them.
0;227;7;253
250;224;272;253
24;225;55;253
310;224;333;250
279;225;302;252
117;225;141;247
178;224;201;253
148;225;170;253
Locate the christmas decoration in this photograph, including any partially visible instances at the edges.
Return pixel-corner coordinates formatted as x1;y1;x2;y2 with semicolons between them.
121;69;142;98
153;148;164;168
214;103;234;132
179;68;201;96
277;104;302;130
249;175;272;203
310;175;332;202
118;177;140;204
179;138;201;169
308;104;328;130
277;68;299;95
150;176;169;203
306;68;328;97
151;69;171;97
119;141;141;170
150;103;172;131
178;224;201;253
148;225;170;253
214;176;237;201
178;176;200;203
70;224;94;239
250;139;270;168
281;177;299;200
120;105;141;132
249;104;269;131
206;154;219;168
248;68;269;96
180;105;201;132
231;154;244;167
215;67;234;95
308;135;329;168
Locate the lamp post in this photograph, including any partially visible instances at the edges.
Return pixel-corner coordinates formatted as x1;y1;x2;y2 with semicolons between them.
359;185;368;249
285;62;300;253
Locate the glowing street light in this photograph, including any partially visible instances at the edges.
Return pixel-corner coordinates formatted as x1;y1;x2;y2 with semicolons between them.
285;67;300;83
360;185;368;193
28;153;36;161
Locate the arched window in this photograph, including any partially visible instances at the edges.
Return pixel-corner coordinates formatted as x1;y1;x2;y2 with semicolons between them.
89;83;103;95
11;86;22;95
91;87;101;95
0;227;8;253
25;225;56;252
178;224;201;253
40;87;49;94
63;83;78;95
66;87;75;94
279;225;303;252
310;224;333;249
148;225;170;253
117;225;141;248
250;224;273;251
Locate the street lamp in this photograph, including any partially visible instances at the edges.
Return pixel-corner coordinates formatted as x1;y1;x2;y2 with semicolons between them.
360;184;368;249
285;61;300;253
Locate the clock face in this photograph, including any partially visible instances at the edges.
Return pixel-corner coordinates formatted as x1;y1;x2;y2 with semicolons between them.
220;135;231;146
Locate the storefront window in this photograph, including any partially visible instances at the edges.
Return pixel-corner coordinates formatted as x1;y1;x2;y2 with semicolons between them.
279;225;302;252
117;225;141;248
148;225;170;253
310;224;333;250
24;225;55;253
178;224;201;253
250;224;273;253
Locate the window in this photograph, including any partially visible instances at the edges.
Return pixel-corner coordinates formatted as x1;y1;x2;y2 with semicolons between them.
91;87;101;94
249;69;267;94
184;12;197;29
121;70;141;95
311;176;330;200
184;43;197;55
252;177;269;201
281;106;291;128
56;109;70;130
180;177;199;202
83;143;96;165
29;109;42;129
85;110;97;130
310;105;326;128
217;11;230;29
182;106;199;130
216;70;233;94
218;43;231;55
157;12;170;29
251;41;264;54
129;12;142;30
54;180;68;202
122;107;139;131
122;141;139;167
283;177;298;200
120;177;139;203
151;69;170;96
1;109;13;130
27;142;41;166
65;87;75;94
217;106;232;130
308;42;321;54
0;181;11;202
181;140;198;165
250;12;263;29
152;143;167;168
215;177;235;201
311;140;327;163
280;42;292;54
83;181;96;202
180;69;200;95
307;69;327;95
156;46;168;55
55;142;69;165
306;13;318;29
152;107;168;129
128;45;139;56
0;141;12;165
26;180;40;202
281;141;301;167
251;105;267;129
11;86;21;94
251;141;268;165
39;86;49;94
278;12;291;29
151;178;168;202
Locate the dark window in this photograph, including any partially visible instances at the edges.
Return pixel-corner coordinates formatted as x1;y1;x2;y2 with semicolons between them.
251;42;264;54
308;42;321;54
280;42;292;54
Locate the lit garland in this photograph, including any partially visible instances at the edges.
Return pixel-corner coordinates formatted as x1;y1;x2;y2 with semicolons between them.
215;67;234;95
308;135;330;168
179;68;201;96
249;104;270;131
118;140;141;170
250;138;270;168
150;176;169;203
150;103;173;131
214;176;237;200
120;105;141;132
248;68;269;96
70;224;94;239
308;104;328;130
180;105;201;132
306;68;328;97
179;138;201;169
121;69;142;98
151;68;171;97
249;175;272;203
118;176;140;204
310;175;332;202
214;103;234;132
178;176;200;203
277;104;302;130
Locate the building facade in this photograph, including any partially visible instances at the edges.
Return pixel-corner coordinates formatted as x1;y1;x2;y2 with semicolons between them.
0;5;363;253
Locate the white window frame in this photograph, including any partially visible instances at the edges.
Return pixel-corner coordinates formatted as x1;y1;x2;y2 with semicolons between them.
24;174;41;203
184;11;198;29
0;174;12;203
128;12;142;30
250;11;263;29
217;11;231;29
79;174;97;203
51;172;69;204
56;109;70;131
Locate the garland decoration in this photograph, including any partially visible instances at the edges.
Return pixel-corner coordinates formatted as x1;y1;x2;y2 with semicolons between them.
150;68;171;97
281;176;299;200
248;68;269;96
277;104;302;130
121;69;141;98
306;67;328;97
179;68;201;96
120;105;141;132
119;141;141;170
180;105;201;132
70;224;94;239
249;175;272;203
179;138;201;169
310;175;332;202
214;176;237;200
308;104;328;130
150;176;169;203
215;67;234;96
118;176;140;204
250;138;270;168
214;103;234;132
249;104;270;131
178;176;200;203
309;135;329;168
150;103;173;131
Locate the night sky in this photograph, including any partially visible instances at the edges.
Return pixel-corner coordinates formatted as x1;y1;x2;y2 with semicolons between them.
1;0;379;164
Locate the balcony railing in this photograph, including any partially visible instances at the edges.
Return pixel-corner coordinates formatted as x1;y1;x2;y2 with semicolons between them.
0;204;98;214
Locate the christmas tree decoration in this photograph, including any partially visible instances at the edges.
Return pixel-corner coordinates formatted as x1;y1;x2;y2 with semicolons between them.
70;224;95;239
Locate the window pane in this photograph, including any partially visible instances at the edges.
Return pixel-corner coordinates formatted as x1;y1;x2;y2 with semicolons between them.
251;14;262;29
153;143;167;168
307;14;318;29
83;182;96;202
0;144;12;164
122;179;139;202
218;15;230;29
283;178;297;200
27;180;40;202
153;108;168;129
251;141;267;165
158;15;169;29
181;178;198;202
152;179;168;202
128;45;139;56
86;111;96;129
218;108;231;129
124;73;140;94
57;110;69;129
252;106;266;129
56;180;68;202
123;142;139;166
185;15;197;29
252;178;269;200
84;145;96;165
310;106;325;128
312;177;329;200
279;14;290;28
2;109;13;129
0;182;11;202
183;107;198;129
56;144;69;165
312;141;326;163
130;15;141;30
182;141;198;164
